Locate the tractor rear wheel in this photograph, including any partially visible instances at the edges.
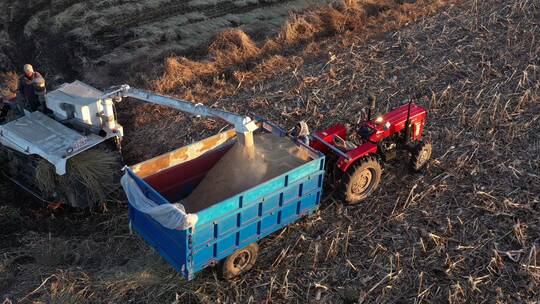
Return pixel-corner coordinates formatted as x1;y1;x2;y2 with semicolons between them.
220;243;259;280
410;141;432;172
339;156;382;204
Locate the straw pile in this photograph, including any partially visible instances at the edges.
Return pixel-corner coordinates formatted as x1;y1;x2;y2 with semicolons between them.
35;148;121;207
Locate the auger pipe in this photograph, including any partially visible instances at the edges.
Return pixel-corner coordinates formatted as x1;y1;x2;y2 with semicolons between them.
108;85;258;146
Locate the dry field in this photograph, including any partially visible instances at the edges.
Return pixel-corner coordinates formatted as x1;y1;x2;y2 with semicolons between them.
0;0;332;86
1;0;540;303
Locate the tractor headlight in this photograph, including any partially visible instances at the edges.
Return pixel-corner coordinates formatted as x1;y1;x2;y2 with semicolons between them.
375;116;383;123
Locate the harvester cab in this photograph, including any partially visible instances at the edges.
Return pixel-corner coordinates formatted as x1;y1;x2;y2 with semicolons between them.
308;97;432;204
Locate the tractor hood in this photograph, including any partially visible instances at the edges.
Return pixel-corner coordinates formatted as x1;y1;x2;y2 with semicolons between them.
0;111;108;175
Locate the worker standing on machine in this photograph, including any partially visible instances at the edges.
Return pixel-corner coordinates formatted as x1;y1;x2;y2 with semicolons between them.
17;64;47;113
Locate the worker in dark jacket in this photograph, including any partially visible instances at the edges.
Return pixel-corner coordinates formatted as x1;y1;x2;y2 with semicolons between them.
17;64;46;112
290;121;310;145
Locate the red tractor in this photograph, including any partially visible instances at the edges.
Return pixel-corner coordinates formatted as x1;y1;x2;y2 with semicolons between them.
307;99;432;204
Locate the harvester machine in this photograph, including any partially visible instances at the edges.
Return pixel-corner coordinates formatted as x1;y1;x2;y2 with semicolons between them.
0;81;257;207
0;81;125;207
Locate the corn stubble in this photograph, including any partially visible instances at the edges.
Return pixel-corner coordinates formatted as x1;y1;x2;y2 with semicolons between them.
1;0;539;303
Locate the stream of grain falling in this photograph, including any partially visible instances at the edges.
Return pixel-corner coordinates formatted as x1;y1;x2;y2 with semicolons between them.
181;133;310;213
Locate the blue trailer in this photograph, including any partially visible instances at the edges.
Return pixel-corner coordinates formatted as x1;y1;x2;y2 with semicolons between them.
122;121;325;280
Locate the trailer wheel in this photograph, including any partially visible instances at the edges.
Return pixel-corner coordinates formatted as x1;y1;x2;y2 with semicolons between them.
339;156;382;204
410;141;432;172
221;243;259;280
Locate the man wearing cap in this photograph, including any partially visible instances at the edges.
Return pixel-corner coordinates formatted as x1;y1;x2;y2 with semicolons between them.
17;64;46;112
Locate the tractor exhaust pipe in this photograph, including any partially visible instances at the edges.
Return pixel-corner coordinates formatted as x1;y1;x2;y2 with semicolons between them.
405;99;413;143
367;95;376;121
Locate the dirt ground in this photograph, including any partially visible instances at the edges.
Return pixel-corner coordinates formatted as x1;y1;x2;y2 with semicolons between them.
0;0;332;87
1;0;539;303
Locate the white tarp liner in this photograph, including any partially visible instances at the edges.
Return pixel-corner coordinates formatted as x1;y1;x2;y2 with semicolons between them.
120;172;198;230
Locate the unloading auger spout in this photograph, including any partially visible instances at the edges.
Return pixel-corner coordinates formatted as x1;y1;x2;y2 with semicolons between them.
109;85;258;147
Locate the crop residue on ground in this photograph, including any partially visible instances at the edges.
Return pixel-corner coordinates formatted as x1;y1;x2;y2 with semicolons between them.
1;0;539;303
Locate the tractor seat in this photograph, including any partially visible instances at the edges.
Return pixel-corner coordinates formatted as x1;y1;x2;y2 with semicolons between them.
333;135;357;151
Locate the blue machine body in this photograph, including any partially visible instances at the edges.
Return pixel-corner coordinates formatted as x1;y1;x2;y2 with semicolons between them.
125;121;325;280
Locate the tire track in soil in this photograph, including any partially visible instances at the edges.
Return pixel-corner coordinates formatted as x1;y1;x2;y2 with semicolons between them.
93;0;297;57
96;0;292;37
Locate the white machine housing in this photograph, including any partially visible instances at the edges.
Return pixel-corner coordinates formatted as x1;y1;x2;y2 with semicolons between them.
45;80;123;136
0;81;123;175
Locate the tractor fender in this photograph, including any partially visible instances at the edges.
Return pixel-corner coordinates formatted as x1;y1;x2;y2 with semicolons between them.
310;124;347;154
337;142;378;172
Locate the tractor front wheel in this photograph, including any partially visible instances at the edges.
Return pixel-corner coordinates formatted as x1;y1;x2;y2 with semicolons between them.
339;156;382;204
410;141;432;172
221;243;259;280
